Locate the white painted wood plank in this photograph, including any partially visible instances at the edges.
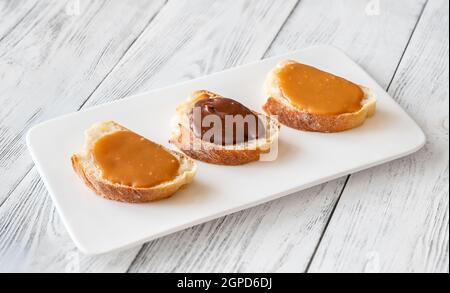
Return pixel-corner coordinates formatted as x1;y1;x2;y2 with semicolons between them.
0;168;141;272
309;0;449;273
0;0;166;202
266;0;426;88
81;0;298;107
0;0;37;39
128;0;427;273
0;0;299;272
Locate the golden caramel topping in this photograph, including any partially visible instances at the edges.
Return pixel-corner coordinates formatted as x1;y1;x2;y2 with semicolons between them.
92;130;179;188
278;63;364;115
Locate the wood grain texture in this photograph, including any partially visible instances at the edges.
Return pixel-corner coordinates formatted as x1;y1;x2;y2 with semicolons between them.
308;0;449;273
0;0;299;272
81;0;299;108
0;0;37;40
0;0;166;203
128;0;428;273
266;0;427;88
0;168;141;272
0;0;445;273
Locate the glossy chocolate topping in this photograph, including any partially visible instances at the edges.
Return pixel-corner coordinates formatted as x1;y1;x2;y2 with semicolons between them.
190;97;265;145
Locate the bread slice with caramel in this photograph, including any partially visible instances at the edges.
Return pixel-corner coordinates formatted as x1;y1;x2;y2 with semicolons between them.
170;90;280;165
71;121;196;203
263;60;376;132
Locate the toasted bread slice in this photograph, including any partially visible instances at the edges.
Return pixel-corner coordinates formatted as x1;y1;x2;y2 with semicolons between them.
170;90;280;165
263;60;376;132
71;121;196;203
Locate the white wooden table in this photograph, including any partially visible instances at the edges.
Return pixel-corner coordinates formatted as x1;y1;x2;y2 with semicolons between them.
0;0;448;273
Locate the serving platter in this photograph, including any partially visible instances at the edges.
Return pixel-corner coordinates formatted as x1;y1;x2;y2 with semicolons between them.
27;46;425;254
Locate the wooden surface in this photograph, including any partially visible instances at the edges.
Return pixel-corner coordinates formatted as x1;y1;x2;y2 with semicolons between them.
0;0;447;273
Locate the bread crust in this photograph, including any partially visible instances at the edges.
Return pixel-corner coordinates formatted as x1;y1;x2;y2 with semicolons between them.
71;121;196;203
170;90;280;165
170;130;261;165
263;60;376;132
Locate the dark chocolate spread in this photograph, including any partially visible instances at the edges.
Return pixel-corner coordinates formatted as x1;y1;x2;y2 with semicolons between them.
190;97;265;145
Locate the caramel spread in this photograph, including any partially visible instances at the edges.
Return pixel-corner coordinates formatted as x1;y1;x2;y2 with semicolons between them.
190;97;265;145
92;130;179;188
278;63;364;115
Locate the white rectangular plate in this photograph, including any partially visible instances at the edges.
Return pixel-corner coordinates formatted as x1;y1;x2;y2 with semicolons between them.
27;46;425;255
